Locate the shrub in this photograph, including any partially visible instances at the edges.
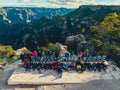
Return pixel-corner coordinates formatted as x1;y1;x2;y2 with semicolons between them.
0;45;14;58
41;43;60;52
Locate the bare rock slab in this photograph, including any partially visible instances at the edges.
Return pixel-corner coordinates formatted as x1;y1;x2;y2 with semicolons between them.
8;65;120;85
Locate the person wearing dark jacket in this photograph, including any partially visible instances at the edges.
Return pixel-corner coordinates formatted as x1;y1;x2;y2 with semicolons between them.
92;61;97;71
57;66;63;78
76;60;81;72
26;62;33;72
37;61;42;73
96;61;102;72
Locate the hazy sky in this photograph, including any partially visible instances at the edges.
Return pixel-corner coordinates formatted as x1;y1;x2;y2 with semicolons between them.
0;0;120;8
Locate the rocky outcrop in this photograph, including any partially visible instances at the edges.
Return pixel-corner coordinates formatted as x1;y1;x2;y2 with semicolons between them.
56;43;69;54
66;34;95;53
66;34;86;51
15;47;30;55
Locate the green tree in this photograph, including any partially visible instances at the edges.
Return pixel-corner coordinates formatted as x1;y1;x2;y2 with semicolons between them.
81;28;85;33
91;13;120;56
41;43;60;52
0;45;14;57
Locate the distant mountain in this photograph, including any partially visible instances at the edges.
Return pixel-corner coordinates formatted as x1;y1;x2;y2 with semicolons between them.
0;5;120;51
0;7;74;24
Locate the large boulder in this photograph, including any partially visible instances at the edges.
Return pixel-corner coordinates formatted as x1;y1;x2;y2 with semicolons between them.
65;34;95;54
65;34;86;51
56;43;69;54
66;34;86;42
15;47;30;55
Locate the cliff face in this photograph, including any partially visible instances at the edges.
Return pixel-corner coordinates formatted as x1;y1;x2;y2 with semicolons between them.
0;7;74;24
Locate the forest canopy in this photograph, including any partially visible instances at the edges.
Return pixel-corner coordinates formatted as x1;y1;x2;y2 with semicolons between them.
91;13;120;57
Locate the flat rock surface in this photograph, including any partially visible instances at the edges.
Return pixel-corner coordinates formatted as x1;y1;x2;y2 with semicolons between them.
0;61;120;90
8;69;99;85
8;64;120;85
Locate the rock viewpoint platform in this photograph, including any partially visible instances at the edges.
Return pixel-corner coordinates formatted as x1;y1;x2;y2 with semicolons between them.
8;65;120;85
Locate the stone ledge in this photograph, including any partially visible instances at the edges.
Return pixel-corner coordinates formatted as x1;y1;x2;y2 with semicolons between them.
8;65;120;85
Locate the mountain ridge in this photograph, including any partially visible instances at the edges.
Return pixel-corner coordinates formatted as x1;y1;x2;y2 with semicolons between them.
0;7;74;24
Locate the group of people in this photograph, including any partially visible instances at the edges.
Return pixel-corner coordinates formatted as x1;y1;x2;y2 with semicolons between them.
19;50;109;78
